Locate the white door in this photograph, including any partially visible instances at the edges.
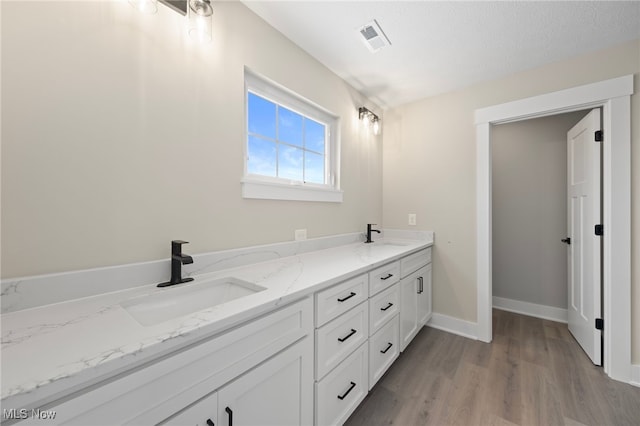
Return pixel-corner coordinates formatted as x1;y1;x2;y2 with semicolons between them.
566;108;602;365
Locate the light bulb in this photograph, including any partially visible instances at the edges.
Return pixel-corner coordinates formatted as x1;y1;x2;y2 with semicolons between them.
188;0;213;43
372;118;380;135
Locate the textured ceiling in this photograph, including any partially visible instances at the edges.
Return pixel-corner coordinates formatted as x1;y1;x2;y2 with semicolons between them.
243;1;640;109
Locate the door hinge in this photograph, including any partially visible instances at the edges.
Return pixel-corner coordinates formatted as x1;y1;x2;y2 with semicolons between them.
595;318;604;330
595;224;603;236
595;130;603;142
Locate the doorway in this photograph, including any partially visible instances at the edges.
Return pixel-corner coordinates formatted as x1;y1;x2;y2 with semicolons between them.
474;75;632;383
491;109;604;364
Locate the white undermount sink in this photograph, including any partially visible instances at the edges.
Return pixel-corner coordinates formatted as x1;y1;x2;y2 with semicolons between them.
121;277;266;326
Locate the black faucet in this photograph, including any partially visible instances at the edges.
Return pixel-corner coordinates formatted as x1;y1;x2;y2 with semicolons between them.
158;240;195;287
365;224;381;243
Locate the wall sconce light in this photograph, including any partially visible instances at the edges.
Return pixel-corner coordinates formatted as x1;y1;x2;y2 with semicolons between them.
130;0;213;43
359;107;381;135
187;0;214;43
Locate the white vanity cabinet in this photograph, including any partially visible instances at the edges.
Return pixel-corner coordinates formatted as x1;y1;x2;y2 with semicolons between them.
399;248;433;352
29;298;313;426
7;240;435;426
367;261;401;390
314;275;369;425
162;337;312;426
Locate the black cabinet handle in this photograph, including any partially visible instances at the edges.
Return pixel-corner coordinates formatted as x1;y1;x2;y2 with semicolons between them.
337;382;356;400
417;276;423;294
561;237;571;245
380;273;394;281
225;407;233;426
338;328;357;342
380;342;393;354
380;302;393;311
206;420;214;426
337;292;356;302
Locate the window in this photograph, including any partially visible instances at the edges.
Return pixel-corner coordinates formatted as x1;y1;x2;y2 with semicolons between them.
242;70;342;203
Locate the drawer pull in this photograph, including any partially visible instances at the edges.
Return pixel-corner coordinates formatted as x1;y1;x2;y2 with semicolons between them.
417;276;424;294
337;292;356;302
337;381;356;400
206;420;214;426
225;407;233;426
380;342;393;354
380;302;394;311
338;328;357;342
380;273;394;281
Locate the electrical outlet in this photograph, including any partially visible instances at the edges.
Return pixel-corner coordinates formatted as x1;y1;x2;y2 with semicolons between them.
295;229;307;241
408;214;417;226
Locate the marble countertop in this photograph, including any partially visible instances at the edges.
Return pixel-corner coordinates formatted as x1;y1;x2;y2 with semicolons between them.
1;236;432;410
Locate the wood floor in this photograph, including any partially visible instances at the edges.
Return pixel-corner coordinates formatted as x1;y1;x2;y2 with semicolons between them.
345;309;640;426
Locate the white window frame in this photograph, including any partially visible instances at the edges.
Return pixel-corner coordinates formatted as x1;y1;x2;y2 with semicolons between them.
242;69;342;203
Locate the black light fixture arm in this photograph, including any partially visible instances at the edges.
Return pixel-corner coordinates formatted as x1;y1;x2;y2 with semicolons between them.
358;106;379;122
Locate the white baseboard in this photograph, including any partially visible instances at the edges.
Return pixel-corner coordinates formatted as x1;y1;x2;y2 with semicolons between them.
427;313;478;340
493;296;568;323
631;364;640;388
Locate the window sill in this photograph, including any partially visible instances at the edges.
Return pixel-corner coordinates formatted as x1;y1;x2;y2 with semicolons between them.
241;178;343;203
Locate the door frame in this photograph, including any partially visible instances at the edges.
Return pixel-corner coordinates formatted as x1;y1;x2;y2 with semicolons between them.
474;75;633;383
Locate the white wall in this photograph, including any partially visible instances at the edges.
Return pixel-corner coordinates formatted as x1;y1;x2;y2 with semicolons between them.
0;1;383;278
492;111;587;310
382;39;640;362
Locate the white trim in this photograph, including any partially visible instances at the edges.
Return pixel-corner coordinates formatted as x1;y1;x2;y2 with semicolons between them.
426;313;478;340
602;96;632;382
476;122;492;343
631;365;640;388
475;75;633;124
241;178;343;203
475;75;633;383
493;296;568;323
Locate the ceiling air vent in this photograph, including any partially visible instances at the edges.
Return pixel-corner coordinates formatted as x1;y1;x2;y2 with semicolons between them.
358;19;391;53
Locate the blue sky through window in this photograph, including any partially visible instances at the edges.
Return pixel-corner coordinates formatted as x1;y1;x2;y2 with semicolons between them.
247;92;327;184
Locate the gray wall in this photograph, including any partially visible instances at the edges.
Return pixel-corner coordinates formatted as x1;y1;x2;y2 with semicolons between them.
491;111;588;309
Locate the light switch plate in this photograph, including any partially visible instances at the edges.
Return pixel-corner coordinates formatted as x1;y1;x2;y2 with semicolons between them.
295;229;307;241
408;214;416;226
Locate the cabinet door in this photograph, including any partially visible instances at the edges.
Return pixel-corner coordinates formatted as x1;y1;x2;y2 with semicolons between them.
399;273;418;352
417;263;432;326
161;392;218;426
218;338;313;426
400;265;431;351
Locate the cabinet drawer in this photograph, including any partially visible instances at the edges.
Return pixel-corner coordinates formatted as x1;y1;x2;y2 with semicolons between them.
315;342;368;426
368;283;399;335
315;302;369;380
44;298;313;425
315;274;368;327
369;315;400;390
400;247;431;277
369;261;400;296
